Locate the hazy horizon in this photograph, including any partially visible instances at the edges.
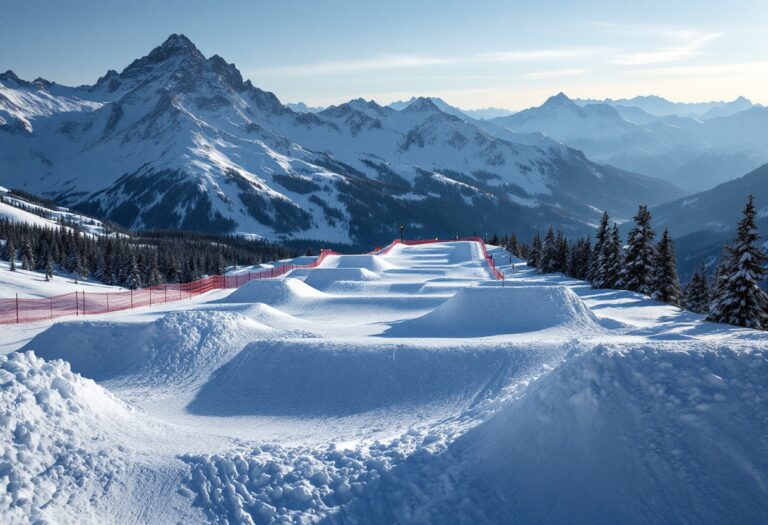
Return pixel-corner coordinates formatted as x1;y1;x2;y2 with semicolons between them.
2;0;767;110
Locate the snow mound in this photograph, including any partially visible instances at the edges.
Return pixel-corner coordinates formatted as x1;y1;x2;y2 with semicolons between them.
320;254;401;272
298;268;381;291
187;342;514;417
387;285;601;337
0;351;135;523
452;344;768;523
219;277;326;305
342;344;768;523
27;311;273;390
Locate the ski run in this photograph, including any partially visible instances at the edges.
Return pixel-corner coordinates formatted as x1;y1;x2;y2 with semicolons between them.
2;239;768;524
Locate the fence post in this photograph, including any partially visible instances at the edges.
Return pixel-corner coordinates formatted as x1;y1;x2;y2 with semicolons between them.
130;289;134;309
149;286;152;306
16;293;19;323
82;291;85;315
75;291;79;316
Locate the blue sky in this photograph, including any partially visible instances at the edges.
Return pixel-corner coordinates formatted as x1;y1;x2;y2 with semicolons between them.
2;0;767;109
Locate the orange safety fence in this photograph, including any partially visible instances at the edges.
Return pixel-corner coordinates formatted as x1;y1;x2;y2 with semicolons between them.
0;238;503;324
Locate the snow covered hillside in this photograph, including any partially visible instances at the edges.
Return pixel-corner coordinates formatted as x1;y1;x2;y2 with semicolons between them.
493;93;768;192
2;240;767;523
0;186;117;237
0;35;678;244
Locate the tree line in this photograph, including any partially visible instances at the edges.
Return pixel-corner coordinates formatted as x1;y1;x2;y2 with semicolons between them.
0;219;295;290
501;195;768;330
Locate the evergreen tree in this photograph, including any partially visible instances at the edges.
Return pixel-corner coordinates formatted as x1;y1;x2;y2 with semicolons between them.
70;250;84;283
44;254;54;281
21;237;35;271
623;205;656;295
684;264;710;314
527;231;542;269
555;229;569;273
651;228;682;306
603;224;624;289
7;237;16;271
125;252;143;290
508;233;519;257
708;195;768;328
539;226;558;273
589;212;610;287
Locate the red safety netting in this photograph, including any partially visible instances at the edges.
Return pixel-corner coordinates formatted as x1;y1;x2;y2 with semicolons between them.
0;238;503;324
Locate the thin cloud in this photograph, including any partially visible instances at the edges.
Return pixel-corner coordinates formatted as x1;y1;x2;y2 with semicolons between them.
624;60;768;77
613;32;721;65
253;55;457;77
521;68;589;80
477;49;600;62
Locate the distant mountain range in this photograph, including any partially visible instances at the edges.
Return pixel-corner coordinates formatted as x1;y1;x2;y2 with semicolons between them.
491;93;768;192
0;34;678;245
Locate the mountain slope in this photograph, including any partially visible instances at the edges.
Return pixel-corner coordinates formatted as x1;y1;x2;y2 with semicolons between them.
493;93;768;192
649;162;768;280
1;35;679;244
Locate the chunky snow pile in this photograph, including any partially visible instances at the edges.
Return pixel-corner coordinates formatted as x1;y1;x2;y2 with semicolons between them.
181;444;385;524
27;311;273;391
0;351;135;524
320;254;401;272
387;285;602;337
220;277;326;305
187;342;514;417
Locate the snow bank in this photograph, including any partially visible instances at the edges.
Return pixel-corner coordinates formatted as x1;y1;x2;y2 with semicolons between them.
27;311;273;390
452;344;768;523
0;351;135;523
387;285;602;337
319;254;401;272
187;342;514;417
219;277;326;305
340;344;768;524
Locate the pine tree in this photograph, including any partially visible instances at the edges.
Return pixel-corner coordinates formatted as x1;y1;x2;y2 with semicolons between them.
70;250;84;283
623;205;656;295
527;231;542;269
508;233;519;257
651;228;682;306
684;264;709;314
44;254;54;281
604;224;624;289
7;237;16;271
539;226;558;273
555;229;569;273
125;252;143;290
589;212;610;288
708;195;768;328
21;237;35;271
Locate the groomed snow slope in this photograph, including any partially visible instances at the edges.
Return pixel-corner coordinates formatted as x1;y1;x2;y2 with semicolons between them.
2;240;768;523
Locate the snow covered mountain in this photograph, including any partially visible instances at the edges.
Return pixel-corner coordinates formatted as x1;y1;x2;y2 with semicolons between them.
645;162;768;280
574;94;757;119
0;35;678;245
493;93;768;192
388;96;515;120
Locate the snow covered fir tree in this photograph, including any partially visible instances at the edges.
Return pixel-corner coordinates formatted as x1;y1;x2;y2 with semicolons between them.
707;195;768;329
